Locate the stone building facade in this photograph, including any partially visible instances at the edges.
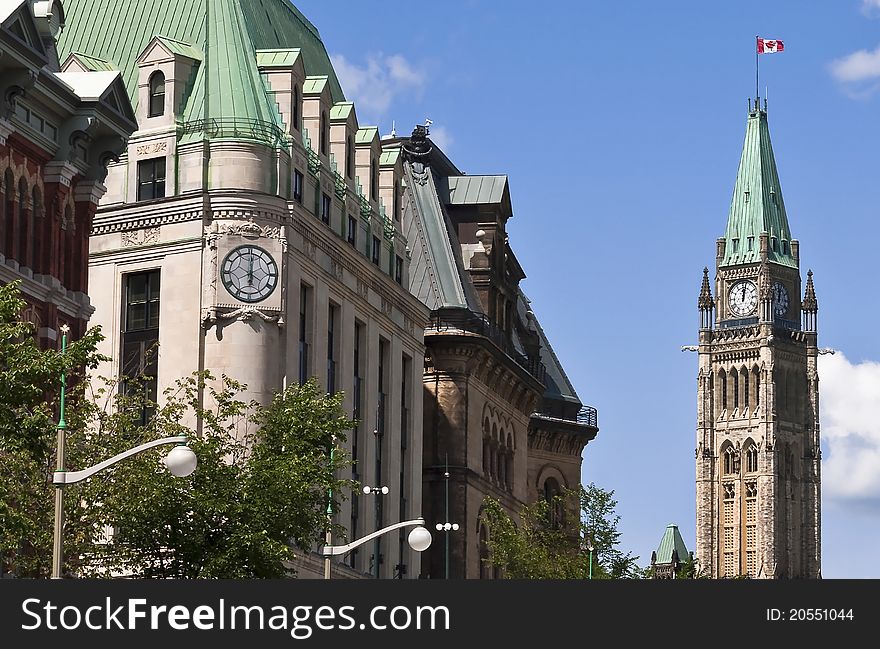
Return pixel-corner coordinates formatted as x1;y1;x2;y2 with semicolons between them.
57;0;429;579
694;100;821;579
0;0;134;342
385;127;598;579
57;0;596;580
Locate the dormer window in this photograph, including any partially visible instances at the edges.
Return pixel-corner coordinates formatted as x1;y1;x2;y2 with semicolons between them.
771;237;778;252
148;71;165;118
732;238;739;253
782;240;789;255
747;236;754;251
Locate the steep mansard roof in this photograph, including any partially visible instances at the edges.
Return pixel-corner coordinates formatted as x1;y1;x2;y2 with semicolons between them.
57;0;344;136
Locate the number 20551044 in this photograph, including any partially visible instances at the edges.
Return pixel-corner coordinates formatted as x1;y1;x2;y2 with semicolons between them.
766;608;854;622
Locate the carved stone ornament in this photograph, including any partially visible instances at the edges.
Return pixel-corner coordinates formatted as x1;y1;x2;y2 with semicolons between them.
122;227;160;247
136;141;168;156
202;306;284;329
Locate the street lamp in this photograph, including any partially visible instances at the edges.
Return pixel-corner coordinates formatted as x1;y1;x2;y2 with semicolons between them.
51;325;197;579
361;484;390;577
320;518;432;579
587;539;595;580
435;455;459;579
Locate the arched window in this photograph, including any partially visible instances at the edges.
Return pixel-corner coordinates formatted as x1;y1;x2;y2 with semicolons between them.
742;367;750;412
320;110;328;155
2;170;13;256
16;178;27;262
745;444;758;473
544;477;563;528
732;369;739;411
719;369;727;412
148;71;165;118
752;366;761;407
371;157;378;201
292;85;300;131
29;186;40;271
723;446;737;475
346;135;354;178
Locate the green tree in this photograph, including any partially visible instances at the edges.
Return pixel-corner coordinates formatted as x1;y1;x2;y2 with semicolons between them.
79;374;355;578
482;482;645;579
0;281;108;577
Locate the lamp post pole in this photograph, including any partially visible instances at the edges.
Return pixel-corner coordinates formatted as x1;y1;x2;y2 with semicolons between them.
321;518;431;567
434;455;459;579
324;438;336;580
588;541;594;580
48;323;197;580
51;324;70;579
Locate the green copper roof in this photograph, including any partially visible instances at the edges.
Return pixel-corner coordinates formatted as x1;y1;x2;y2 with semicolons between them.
654;524;689;565
302;75;328;95
68;52;117;71
154;36;202;61
356;126;378;145
447;175;508;205
57;0;344;120
722;105;796;268
330;101;354;121
256;48;300;68
380;149;401;167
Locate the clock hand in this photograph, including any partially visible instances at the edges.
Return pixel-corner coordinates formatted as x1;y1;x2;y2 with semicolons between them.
247;251;254;286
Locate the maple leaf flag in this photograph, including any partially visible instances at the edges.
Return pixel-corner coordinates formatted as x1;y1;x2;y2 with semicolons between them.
757;38;784;54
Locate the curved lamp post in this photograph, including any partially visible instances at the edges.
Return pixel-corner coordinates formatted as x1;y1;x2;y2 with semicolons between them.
51;435;197;578
51;323;198;578
320;518;432;579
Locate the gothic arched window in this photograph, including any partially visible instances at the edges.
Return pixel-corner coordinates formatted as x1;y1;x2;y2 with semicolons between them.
745;444;758;473
723;446;737;475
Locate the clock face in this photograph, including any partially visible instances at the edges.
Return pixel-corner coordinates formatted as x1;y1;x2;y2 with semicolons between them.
728;280;758;317
221;245;278;303
772;281;789;316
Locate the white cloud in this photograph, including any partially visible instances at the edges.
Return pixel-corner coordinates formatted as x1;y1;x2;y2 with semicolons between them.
862;0;880;17
330;53;425;123
819;352;880;503
427;125;453;153
829;46;880;83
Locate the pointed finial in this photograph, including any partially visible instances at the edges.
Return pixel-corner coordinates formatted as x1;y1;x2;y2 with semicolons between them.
802;269;818;312
698;267;714;309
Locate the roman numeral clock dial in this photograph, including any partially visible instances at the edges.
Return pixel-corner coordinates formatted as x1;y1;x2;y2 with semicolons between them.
221;245;279;303
728;280;757;317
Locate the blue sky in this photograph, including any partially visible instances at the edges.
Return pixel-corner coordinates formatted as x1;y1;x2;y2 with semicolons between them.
296;0;880;578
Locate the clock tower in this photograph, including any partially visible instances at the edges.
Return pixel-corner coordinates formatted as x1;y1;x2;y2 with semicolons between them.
694;100;821;579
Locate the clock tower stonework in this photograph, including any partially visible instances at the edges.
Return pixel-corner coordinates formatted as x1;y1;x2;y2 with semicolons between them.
695;100;821;579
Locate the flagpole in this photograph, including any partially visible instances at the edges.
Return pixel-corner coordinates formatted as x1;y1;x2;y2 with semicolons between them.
756;35;759;106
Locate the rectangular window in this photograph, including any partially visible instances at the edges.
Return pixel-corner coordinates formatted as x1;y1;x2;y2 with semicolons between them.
298;284;312;384
321;192;332;225
747;236;754;251
293;169;304;203
398;354;411;575
327;303;338;394
121;270;160;426
395;255;403;285
732;238;739;253
372;235;381;266
782;240;790;255
137;158;166;201
349;321;365;570
373;337;389;577
347;214;357;246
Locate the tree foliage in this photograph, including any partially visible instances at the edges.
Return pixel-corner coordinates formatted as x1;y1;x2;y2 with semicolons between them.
0;281;108;577
77;374;355;578
482;482;646;579
0;282;356;578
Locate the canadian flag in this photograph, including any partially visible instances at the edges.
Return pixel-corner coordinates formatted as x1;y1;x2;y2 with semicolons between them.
757;38;784;54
